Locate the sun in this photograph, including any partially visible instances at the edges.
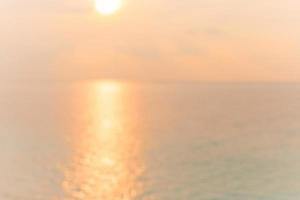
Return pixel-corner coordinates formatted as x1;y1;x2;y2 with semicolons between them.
95;0;122;15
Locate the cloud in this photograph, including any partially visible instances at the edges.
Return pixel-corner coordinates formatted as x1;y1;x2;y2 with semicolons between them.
121;45;162;61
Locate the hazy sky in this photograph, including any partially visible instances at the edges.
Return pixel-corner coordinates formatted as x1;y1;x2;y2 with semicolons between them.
1;0;300;81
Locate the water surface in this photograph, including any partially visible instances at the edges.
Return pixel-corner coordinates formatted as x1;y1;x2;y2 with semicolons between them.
1;81;300;200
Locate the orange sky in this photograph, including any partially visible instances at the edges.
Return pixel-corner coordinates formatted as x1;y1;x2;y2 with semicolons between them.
1;0;300;81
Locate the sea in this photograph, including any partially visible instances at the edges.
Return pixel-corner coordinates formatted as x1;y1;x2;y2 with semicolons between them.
1;81;300;200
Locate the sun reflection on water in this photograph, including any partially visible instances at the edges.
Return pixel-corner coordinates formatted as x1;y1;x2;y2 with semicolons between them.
62;81;144;200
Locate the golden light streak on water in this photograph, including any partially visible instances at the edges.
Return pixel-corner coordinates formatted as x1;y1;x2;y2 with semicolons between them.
62;81;144;200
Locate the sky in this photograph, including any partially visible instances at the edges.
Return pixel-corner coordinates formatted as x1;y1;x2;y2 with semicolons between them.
1;0;300;81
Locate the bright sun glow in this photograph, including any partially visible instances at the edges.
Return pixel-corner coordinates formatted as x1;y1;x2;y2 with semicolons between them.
96;0;122;15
